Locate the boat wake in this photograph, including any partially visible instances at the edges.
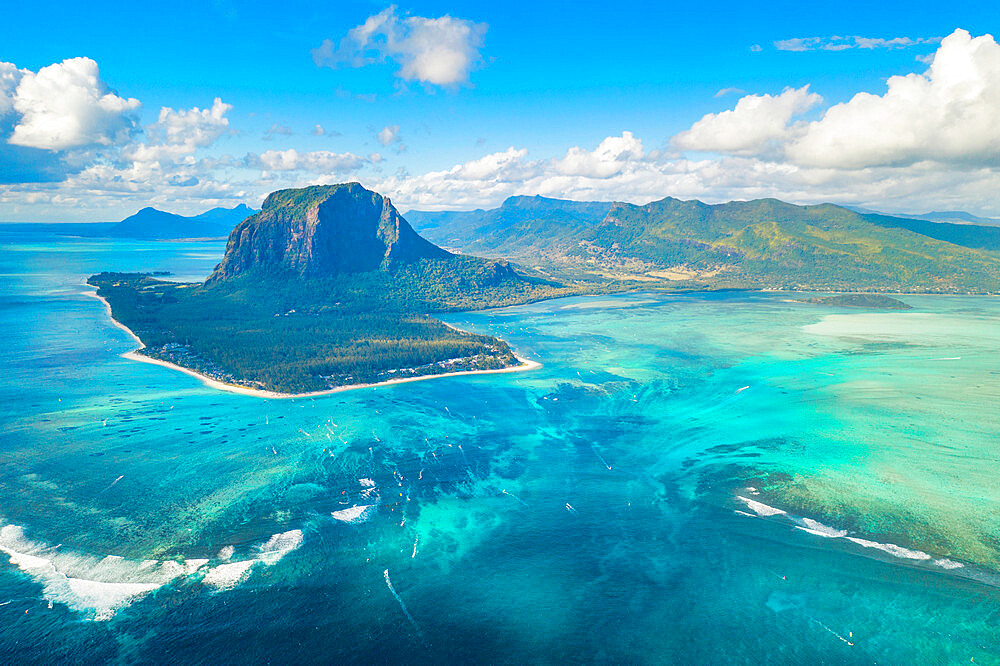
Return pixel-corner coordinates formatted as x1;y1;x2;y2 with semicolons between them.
384;568;424;641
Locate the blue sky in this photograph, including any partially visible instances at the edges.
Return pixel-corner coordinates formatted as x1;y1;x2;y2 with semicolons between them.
1;0;998;220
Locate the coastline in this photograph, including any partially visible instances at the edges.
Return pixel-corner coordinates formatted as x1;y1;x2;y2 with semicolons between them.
84;289;541;399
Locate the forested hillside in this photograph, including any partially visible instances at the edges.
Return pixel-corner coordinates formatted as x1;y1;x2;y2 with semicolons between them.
410;196;1000;293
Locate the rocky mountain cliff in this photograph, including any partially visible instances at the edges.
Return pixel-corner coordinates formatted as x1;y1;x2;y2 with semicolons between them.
210;183;449;280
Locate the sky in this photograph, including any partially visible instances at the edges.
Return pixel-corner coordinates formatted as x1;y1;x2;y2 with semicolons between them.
0;0;998;221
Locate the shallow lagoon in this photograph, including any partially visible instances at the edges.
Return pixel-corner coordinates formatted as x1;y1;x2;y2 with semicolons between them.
1;229;998;663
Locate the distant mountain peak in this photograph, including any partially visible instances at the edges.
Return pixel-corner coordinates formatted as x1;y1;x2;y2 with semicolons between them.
210;183;450;281
108;203;257;240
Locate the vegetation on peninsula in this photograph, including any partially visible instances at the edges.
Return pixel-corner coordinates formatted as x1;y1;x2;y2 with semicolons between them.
89;184;589;393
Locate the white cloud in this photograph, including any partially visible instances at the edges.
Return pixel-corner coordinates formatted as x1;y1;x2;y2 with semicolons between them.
672;86;821;155
671;30;1000;171
785;29;1000;168
377;134;1000;218
311;124;325;136
245;149;368;173
714;87;745;98
448;147;531;181
0;62;27;118
153;98;231;149
120;97;233;165
553;132;645;178
774;35;939;52
263;123;292;140
312;6;487;86
377;124;401;146
8;57;140;150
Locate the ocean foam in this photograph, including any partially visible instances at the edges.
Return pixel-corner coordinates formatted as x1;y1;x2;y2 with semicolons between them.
204;529;306;588
795;517;847;539
202;560;255;590
845;537;932;560
736;496;786;517
933;558;964;570
184;559;210;574
258;529;303;566
332;505;374;524
0;524;178;620
2;522;311;612
734;496;965;570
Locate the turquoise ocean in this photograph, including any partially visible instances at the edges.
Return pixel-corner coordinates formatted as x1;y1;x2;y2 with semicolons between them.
1;228;998;663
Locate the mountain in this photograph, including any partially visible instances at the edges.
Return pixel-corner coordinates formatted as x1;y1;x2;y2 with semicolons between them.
406;195;612;255
907;210;1000;226
411;196;1000;292
107;204;256;240
211;183;448;280
848;206;1000;227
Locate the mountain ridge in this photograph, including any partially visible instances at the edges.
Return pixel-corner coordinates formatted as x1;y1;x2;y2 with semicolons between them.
108;204;257;240
409;194;1000;292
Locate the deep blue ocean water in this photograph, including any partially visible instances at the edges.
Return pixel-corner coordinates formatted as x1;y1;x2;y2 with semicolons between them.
1;228;998;663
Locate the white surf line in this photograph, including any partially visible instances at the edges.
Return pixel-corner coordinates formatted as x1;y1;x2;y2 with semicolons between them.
735;495;963;571
88;290;541;399
384;569;424;640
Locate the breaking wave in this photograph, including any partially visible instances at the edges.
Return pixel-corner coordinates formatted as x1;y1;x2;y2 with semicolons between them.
735;494;964;572
0;522;306;618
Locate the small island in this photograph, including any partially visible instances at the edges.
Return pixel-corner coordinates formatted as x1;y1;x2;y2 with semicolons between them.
801;294;913;310
89;183;583;395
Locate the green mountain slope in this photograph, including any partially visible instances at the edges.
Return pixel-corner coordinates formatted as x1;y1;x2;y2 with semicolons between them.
411;196;1000;292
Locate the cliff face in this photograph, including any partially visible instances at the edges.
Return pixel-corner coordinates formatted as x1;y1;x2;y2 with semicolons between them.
210;183;450;280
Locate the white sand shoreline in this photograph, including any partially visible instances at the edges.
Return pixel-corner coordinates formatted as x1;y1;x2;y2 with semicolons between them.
84;289;541;399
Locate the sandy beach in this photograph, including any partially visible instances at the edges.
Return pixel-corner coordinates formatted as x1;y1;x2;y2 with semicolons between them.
85;289;541;399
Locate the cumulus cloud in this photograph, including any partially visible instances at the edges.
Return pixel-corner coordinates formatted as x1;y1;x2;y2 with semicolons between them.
376;124;403;150
121;97;233;165
312;6;487;86
0;62;27;118
672;86;821;155
376;134;656;209
553;132;645;178
774;35;940;52
376;133;1000;218
150;98;231;150
786;29;1000;168
672;30;1000;170
7;57;140;150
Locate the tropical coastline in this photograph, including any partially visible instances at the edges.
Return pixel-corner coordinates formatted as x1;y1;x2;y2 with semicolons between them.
86;288;541;399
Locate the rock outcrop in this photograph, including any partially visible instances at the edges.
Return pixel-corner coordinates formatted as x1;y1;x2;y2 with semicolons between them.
210;183;449;280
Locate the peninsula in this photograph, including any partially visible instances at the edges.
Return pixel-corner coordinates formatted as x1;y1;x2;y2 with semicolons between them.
88;183;580;395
